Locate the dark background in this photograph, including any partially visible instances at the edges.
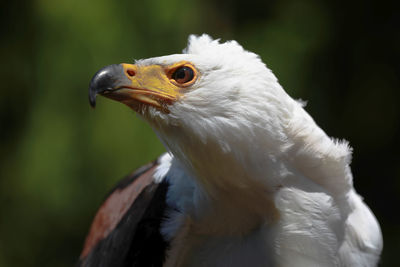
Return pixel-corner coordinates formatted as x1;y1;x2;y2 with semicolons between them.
1;0;398;266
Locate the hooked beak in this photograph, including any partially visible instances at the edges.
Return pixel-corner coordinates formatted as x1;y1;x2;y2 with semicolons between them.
88;63;186;113
89;64;127;108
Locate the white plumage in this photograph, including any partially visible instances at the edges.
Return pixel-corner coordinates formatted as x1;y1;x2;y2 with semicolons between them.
94;34;383;266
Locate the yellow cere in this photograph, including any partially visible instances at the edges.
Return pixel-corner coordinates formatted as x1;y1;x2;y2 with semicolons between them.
121;61;197;102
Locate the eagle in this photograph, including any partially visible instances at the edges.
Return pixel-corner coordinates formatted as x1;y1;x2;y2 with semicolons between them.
80;34;382;267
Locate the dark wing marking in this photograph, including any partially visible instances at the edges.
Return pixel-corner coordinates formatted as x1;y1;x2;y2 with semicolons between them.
78;159;170;267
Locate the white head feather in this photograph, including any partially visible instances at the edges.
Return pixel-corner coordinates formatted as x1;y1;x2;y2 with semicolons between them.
139;35;352;195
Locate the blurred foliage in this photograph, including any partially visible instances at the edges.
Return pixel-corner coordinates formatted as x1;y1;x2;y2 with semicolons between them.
0;0;399;266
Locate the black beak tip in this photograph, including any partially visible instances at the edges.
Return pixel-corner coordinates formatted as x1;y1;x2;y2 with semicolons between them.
89;78;98;108
89;93;96;108
88;64;125;108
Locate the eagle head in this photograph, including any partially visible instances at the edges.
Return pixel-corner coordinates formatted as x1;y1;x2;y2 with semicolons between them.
89;35;296;172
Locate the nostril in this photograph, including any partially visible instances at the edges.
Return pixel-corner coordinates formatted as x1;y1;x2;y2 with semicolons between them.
127;69;135;77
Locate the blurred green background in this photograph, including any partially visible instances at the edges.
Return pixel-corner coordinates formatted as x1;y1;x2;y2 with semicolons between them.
1;0;398;266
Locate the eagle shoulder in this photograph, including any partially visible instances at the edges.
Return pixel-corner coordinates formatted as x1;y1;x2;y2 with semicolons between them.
78;156;170;267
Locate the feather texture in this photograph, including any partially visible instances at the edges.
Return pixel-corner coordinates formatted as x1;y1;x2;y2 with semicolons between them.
84;34;383;266
141;35;382;266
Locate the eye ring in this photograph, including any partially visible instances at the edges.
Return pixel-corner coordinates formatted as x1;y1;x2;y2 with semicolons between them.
170;66;196;85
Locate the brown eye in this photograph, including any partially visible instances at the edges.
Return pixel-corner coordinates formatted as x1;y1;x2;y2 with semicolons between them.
171;66;195;84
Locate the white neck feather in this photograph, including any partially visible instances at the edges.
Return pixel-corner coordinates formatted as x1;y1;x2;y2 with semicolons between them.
150;84;353;237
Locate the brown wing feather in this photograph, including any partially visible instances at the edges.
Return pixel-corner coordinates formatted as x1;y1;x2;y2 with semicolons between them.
78;159;170;267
